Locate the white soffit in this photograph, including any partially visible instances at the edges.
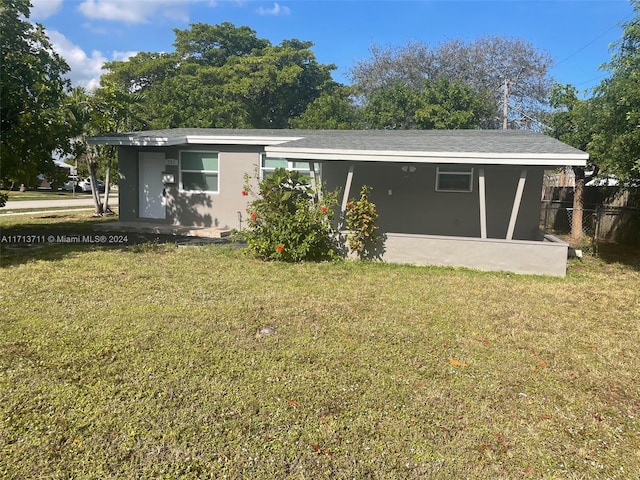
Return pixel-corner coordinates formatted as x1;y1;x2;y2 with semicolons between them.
264;147;589;167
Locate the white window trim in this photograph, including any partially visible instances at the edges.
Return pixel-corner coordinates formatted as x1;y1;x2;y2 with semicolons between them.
179;150;220;193
435;166;474;193
260;154;319;180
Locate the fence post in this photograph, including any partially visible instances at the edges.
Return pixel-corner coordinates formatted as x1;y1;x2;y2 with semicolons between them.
543;204;549;233
593;206;602;256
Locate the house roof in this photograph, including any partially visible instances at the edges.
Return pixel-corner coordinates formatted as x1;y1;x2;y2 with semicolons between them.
89;128;588;167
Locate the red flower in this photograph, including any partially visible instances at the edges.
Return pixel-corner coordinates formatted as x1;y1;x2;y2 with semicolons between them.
250;212;257;220
241;190;248;196
276;244;284;252
320;206;327;214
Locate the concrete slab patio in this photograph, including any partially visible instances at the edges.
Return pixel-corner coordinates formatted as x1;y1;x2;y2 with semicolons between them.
94;221;232;238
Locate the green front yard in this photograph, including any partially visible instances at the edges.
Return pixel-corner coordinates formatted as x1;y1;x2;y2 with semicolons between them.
1;216;639;479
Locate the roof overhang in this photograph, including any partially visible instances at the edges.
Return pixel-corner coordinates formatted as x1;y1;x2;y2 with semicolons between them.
88;129;589;168
264;146;589;167
87;134;303;147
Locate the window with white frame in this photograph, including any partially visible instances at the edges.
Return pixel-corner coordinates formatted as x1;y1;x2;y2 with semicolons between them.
180;151;219;192
261;156;317;179
436;166;474;192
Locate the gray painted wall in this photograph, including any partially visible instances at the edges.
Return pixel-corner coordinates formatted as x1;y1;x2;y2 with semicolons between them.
118;144;545;241
322;162;545;241
117;145;261;229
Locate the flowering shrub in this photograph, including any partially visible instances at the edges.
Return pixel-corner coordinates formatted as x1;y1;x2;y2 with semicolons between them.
242;168;340;262
345;185;381;260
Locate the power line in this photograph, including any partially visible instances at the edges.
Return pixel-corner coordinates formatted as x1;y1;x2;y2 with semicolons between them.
574;74;608;87
554;11;635;67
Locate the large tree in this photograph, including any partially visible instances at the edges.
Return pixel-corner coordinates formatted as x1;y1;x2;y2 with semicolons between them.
361;78;491;130
102;23;337;129
547;1;640;240
588;0;640;181
64;81;143;215
0;0;71;189
290;86;361;129
547;83;599;239
350;36;553;130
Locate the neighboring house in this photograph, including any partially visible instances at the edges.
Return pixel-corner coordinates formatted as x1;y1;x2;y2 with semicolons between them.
545;167;622;189
88;128;588;276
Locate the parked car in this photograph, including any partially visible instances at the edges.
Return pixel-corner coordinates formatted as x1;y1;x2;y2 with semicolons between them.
62;176;105;193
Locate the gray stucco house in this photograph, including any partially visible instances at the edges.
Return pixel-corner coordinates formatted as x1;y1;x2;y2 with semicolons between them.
89;128;588;276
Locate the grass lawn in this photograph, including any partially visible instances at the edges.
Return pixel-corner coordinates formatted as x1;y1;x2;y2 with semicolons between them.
0;211;117;228
1;215;639;479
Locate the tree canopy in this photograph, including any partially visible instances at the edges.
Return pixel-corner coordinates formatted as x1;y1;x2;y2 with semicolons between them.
589;0;640;181
0;0;71;187
99;25;557;134
350;36;553;130
102;23;337;129
290;86;360;130
548;0;640;182
361;78;491;130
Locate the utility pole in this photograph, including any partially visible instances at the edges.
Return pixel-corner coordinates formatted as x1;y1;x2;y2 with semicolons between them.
502;78;509;130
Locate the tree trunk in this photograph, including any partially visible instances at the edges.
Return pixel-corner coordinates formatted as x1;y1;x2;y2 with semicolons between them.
103;148;112;214
571;167;585;241
86;152;103;216
502;79;509;130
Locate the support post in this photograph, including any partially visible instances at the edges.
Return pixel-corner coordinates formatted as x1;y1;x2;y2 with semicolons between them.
478;167;487;239
340;164;355;214
308;161;322;202
506;169;527;240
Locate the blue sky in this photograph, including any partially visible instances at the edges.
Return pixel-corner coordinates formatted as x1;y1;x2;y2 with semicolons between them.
32;0;635;96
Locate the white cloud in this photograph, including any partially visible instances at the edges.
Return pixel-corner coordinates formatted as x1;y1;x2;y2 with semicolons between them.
48;31;140;89
112;51;138;62
48;30;109;90
78;0;198;24
31;0;63;20
257;2;290;16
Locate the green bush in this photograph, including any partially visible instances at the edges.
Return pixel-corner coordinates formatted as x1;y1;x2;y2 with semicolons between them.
242;168;340;262
345;185;381;260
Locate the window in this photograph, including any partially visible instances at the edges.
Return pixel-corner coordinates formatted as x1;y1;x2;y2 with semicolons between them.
436;166;473;192
261;156;317;180
180;151;219;192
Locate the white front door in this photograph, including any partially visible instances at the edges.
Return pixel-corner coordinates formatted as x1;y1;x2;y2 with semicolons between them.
139;152;166;219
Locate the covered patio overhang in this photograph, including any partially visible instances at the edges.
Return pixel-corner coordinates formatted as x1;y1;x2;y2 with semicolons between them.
265;145;588;276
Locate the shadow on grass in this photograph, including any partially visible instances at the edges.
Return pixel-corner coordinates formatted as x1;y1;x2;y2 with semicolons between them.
0;214;232;268
1;235;233;268
595;242;640;272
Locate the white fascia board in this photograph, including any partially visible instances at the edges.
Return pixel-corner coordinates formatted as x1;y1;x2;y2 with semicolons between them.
87;135;185;146
89;135;304;147
264;147;588;167
184;135;303;146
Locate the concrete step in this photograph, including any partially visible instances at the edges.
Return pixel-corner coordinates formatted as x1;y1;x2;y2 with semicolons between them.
95;221;233;238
